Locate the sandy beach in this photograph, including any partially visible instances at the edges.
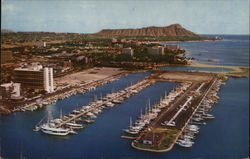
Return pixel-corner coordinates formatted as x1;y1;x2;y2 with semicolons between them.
188;61;249;77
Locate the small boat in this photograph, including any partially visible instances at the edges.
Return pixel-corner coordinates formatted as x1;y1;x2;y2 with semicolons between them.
186;125;199;132
86;112;97;118
202;113;215;119
66;122;84;129
72;110;81;114
192;117;203;122
123;117;140;135
123;129;139;135
163;120;175;127
83;119;95;124
112;99;122;104
176;138;194;148
190;121;206;125
105;102;115;107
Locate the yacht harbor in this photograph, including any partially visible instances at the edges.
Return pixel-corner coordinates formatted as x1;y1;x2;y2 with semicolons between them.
0;72;248;159
34;73;157;136
121;72;226;152
13;71;129;112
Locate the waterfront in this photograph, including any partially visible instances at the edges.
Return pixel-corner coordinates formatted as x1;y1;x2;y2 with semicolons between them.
164;35;249;66
0;76;248;159
0;35;249;159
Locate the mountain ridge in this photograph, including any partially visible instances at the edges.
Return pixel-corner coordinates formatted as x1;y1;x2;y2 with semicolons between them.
95;24;200;37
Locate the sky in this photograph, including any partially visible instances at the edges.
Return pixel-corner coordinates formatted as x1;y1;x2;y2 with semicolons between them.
1;0;249;34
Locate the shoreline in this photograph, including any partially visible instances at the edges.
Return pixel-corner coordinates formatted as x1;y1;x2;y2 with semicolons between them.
161;61;249;78
188;61;249;77
0;67;132;115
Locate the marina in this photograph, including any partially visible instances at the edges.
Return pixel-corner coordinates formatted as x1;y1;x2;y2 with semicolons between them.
0;72;248;159
0;34;248;159
12;71;129;112
128;72;225;152
33;73;157;135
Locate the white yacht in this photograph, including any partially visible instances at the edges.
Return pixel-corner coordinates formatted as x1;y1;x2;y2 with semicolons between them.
41;123;71;136
39;111;73;136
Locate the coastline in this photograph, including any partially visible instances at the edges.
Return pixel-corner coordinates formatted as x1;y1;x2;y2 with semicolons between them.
188;61;249;77
161;61;249;78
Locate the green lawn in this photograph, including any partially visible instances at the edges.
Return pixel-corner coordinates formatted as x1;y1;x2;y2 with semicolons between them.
134;128;180;150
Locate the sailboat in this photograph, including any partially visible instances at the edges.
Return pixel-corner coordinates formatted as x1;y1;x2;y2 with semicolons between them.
123;117;139;135
40;111;71;136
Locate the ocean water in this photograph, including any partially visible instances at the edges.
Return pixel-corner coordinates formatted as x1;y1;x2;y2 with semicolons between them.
1;35;249;159
163;35;249;66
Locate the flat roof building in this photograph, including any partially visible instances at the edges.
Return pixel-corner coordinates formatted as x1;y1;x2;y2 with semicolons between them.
14;64;54;93
122;48;134;56
165;44;179;50
147;46;165;55
0;82;21;99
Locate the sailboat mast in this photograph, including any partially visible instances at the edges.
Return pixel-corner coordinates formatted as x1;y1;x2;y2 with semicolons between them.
130;117;132;128
140;109;143;119
148;98;151;113
60;109;63;119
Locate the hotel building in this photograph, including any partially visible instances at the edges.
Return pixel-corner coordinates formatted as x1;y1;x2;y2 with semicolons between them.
14;64;54;93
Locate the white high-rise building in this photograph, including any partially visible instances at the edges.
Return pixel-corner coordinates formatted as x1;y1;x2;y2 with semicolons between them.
43;42;47;47
14;64;54;93
43;67;54;93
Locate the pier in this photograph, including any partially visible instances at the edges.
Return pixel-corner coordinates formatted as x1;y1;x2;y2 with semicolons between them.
35;73;159;133
123;72;225;152
14;71;128;112
56;79;154;128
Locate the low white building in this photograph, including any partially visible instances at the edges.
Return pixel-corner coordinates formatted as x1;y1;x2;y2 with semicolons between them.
147;46;165;55
0;82;21;99
165;44;179;50
122;48;134;56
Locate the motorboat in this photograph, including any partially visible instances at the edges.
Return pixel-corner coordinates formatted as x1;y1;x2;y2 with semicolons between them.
176;138;194;148
83;119;95;124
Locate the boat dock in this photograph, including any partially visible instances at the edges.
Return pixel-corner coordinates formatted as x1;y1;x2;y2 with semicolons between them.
121;136;138;140
35;73;160;134
14;72;129;112
126;73;225;152
55;79;154;128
